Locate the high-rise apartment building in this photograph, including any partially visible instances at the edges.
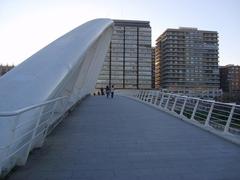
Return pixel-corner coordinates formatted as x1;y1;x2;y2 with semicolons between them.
96;20;152;89
151;47;155;89
220;65;240;93
155;40;161;89
155;27;220;91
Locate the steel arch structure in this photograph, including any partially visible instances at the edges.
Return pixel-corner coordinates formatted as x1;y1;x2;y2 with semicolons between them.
0;19;113;176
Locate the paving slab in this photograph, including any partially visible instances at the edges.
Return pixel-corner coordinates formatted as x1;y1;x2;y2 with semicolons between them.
7;95;240;180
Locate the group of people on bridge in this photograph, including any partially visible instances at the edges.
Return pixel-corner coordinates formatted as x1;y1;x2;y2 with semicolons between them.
94;85;114;98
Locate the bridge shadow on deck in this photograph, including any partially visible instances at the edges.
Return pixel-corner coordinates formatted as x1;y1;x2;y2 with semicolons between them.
7;96;240;180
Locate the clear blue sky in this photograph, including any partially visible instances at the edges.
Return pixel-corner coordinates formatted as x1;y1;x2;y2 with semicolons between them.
0;0;239;65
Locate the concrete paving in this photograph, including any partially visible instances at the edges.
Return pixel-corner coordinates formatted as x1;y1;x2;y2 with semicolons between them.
7;96;240;180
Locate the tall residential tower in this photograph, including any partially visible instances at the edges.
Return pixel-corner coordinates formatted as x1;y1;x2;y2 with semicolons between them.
220;65;240;94
151;47;155;89
96;20;152;89
155;27;220;91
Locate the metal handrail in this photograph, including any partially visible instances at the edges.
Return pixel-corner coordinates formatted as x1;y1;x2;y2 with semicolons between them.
0;95;70;175
0;96;68;117
144;90;240;111
120;89;240;145
162;92;238;106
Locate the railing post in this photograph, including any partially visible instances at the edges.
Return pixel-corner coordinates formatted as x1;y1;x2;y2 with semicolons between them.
149;90;155;104
205;102;215;127
171;96;178;112
141;90;144;100
164;94;171;110
138;90;141;99
144;91;149;102
147;91;151;102
142;90;146;101
191;99;199;120
135;90;138;98
180;97;187;116
154;91;161;105
138;90;142;98
139;90;143;100
4;114;20;165
43;100;59;139
159;93;165;108
143;90;147;101
148;91;152;103
224;105;235;133
18;107;43;165
138;90;143;99
151;91;157;104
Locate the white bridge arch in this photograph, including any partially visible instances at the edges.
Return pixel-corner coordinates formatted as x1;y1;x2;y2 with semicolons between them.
0;19;113;176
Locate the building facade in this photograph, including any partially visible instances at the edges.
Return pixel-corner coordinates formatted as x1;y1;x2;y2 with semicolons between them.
155;40;161;89
220;65;240;93
96;20;152;89
155;27;220;91
151;47;155;89
0;65;14;76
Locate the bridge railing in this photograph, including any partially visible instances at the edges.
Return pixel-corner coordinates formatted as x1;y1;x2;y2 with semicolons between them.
0;96;70;175
120;89;240;144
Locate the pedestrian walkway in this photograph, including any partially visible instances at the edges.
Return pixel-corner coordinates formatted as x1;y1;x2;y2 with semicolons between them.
7;96;240;180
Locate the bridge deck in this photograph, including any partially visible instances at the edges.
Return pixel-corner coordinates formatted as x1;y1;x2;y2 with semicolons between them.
8;96;240;180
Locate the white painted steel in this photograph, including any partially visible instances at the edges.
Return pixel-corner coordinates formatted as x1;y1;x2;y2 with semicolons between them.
0;19;114;176
119;90;240;145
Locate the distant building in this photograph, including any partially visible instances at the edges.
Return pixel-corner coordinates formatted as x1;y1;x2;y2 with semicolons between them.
220;65;240;93
151;47;155;89
155;39;161;89
0;65;14;76
96;19;152;89
155;27;220;92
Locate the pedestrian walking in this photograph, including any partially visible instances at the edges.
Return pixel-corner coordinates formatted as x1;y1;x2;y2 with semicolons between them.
106;85;110;98
100;87;104;96
111;85;114;98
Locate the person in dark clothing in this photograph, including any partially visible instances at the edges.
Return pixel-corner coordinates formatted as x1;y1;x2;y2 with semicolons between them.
106;85;110;98
100;87;104;95
111;85;114;98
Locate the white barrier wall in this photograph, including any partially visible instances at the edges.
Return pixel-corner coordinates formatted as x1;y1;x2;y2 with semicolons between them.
0;19;113;176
